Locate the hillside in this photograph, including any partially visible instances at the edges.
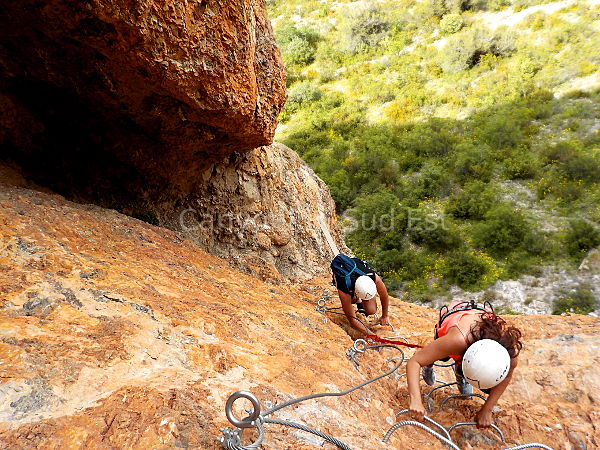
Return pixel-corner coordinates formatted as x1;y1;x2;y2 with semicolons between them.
1;176;599;449
268;0;600;313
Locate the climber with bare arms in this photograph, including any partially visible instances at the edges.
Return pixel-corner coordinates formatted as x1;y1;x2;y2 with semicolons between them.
330;254;393;335
406;300;523;428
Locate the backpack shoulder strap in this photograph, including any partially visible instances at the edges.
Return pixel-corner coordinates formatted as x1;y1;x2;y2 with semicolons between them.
343;260;358;293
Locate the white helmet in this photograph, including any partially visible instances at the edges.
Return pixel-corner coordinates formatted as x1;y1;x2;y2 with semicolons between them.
462;339;511;390
355;276;377;300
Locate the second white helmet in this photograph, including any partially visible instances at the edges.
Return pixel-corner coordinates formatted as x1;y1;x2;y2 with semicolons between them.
462;339;511;390
355;275;377;300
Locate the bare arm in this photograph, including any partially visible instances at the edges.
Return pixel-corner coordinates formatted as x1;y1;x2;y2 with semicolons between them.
475;357;518;427
406;329;467;420
375;275;390;321
338;290;370;335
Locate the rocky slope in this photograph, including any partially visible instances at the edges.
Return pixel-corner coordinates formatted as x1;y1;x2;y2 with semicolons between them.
1;178;598;449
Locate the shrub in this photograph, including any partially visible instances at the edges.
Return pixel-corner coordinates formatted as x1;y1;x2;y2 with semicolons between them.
447;180;498;220
440;25;515;73
553;283;597;314
522;231;551;257
376;248;435;281
544;140;580;164
452;142;494;182
443;249;489;290
406;121;457;157
440;13;464;34
501;150;540;180
476;112;526;149
346;191;407;252
469;0;511;11
408;209;462;252
374;248;404;274
286;82;322;112
386;29;413;53
326;169;354;212
400;162;454;202
275;25;320;67
563;154;600;183
473;203;530;255
535;173;583;202
342;5;391;54
564;219;600;258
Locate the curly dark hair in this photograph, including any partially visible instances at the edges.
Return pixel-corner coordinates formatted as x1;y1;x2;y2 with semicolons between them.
469;313;523;358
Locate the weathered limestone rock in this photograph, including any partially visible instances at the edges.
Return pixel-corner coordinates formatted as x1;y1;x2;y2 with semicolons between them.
1;179;599;449
159;142;347;281
0;0;286;200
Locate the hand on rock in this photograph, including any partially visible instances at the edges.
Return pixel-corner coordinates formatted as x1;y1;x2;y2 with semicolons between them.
409;399;426;422
475;409;493;428
378;315;392;328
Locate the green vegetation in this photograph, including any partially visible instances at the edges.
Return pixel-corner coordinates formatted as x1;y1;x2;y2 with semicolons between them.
553;283;597;314
268;0;600;302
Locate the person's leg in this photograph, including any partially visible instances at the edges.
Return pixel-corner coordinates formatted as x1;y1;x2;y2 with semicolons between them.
454;364;473;395
422;365;436;385
362;297;377;316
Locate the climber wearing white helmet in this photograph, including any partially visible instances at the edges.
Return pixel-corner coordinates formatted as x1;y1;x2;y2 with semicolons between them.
330;254;392;335
406;300;523;428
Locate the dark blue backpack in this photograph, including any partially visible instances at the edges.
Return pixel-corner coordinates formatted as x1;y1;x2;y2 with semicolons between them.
330;254;369;295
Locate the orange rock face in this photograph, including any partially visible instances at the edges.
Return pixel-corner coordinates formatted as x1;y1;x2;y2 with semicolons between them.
0;0;286;200
158;143;347;281
1;181;599;449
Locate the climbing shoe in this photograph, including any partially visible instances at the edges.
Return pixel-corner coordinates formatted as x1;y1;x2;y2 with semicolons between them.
455;370;473;396
422;365;436;386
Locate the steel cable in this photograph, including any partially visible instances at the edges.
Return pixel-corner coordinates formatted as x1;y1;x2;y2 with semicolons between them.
394;409;451;440
262;344;404;416
382;420;461;449
220;419;265;450
503;444;554;450
221;343;405;449
264;418;352;450
220;316;550;450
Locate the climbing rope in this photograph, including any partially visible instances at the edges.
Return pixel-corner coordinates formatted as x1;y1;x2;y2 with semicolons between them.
365;334;423;349
218;340;405;449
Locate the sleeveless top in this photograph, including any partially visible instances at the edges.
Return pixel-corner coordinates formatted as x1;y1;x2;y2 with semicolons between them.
437;309;485;362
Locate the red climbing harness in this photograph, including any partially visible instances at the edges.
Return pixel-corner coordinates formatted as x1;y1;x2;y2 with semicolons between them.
366;334;423;349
